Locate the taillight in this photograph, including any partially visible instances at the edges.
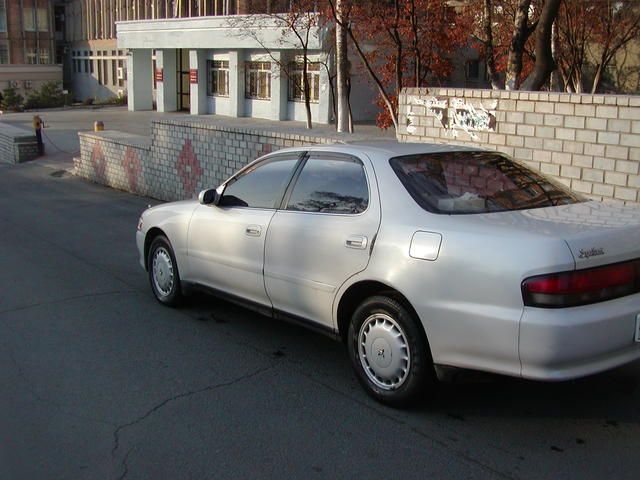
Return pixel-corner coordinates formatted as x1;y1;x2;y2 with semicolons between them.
522;259;640;308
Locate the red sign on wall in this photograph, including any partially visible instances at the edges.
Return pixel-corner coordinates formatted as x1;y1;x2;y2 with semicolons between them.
189;69;198;84
155;68;163;83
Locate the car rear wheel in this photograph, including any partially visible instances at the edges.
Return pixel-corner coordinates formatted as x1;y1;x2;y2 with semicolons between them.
148;235;182;306
348;295;436;407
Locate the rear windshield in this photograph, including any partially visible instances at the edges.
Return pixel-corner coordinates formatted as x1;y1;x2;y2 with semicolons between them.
390;151;585;215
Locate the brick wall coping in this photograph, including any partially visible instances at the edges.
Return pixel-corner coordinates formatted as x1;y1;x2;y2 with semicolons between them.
0;123;37;142
78;130;151;149
150;117;386;144
401;88;640;107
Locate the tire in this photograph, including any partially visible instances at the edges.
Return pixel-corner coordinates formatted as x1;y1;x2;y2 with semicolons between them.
148;235;182;306
347;295;436;407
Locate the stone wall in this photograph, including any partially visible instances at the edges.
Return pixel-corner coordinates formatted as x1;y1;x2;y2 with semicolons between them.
0;123;39;164
74;118;352;202
398;88;640;204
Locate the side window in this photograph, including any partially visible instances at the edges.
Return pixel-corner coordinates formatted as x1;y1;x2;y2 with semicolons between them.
220;156;299;209
286;156;369;214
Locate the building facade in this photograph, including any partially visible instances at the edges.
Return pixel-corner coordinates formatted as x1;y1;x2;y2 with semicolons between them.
60;1;382;123
0;0;62;98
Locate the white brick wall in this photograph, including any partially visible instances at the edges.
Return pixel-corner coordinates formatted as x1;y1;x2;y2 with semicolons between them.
74;120;346;202
398;88;640;204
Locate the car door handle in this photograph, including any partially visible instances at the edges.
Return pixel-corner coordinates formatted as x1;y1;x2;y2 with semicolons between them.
245;225;262;237
345;235;368;249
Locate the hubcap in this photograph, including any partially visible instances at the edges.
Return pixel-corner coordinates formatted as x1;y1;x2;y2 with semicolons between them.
358;313;411;390
152;247;174;297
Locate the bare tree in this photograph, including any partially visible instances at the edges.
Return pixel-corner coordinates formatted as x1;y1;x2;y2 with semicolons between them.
589;0;640;94
231;1;322;129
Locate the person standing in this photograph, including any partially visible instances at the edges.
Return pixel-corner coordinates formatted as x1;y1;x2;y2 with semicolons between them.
33;115;44;156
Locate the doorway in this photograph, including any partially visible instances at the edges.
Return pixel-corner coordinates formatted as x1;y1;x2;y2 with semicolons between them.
177;49;191;111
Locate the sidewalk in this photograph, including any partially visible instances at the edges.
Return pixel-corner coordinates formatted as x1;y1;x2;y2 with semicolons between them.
0;106;392;170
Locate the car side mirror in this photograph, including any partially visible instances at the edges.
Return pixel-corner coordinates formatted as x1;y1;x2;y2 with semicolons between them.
198;188;221;206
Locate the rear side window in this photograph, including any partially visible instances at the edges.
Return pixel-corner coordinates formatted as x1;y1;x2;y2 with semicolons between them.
390;151;584;214
286;156;369;214
220;155;299;208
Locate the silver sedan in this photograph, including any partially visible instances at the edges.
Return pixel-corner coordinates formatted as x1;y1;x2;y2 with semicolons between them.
136;141;640;406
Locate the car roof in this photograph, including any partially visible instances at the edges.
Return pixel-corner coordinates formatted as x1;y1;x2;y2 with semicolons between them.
275;140;487;160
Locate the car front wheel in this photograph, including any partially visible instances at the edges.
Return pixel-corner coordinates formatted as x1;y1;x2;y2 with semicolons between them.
348;295;436;407
148;235;182;306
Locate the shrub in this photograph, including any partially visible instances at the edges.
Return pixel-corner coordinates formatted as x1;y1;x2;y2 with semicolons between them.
1;87;24;112
24;81;66;110
94;94;128;106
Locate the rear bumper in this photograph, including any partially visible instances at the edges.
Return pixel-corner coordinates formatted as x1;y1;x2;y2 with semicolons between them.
136;230;146;270
519;293;640;380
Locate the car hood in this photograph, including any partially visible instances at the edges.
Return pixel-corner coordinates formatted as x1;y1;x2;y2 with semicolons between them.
468;201;640;268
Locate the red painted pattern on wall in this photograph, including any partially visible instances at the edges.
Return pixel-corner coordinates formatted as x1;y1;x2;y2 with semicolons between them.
91;142;106;181
259;143;273;156
123;146;142;191
176;139;203;196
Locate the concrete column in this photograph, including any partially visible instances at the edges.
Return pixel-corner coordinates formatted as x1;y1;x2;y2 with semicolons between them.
156;49;177;112
317;52;331;125
189;49;208;115
127;49;153;111
270;51;288;121
228;49;245;118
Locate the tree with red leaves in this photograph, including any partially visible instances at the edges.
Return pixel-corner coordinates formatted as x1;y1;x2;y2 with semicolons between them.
328;0;470;130
462;0;544;90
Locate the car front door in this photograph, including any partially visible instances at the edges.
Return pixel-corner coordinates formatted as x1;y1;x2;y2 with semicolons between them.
187;153;301;308
264;152;381;330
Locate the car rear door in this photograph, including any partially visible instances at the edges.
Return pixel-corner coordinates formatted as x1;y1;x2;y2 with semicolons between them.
187;153;301;308
264;152;381;330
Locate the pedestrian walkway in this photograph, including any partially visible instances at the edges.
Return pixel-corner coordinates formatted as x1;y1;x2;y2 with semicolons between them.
0;106;392;170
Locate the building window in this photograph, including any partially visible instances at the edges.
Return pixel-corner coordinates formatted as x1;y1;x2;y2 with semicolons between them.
288;62;320;103
38;49;50;64
112;59;117;86
37;8;49;31
467;60;480;80
0;44;8;64
245;61;271;100
103;51;108;86
24;8;35;31
26;48;37;64
208;60;229;97
118;59;125;87
54;5;64;33
0;0;7;32
84;51;90;74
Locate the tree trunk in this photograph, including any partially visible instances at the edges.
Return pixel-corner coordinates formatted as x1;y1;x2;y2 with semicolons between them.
393;0;403;98
483;0;502;89
409;0;421;87
347;75;354;133
549;18;561;91
521;0;561;91
302;49;312;129
505;0;533;90
591;63;604;94
335;0;350;133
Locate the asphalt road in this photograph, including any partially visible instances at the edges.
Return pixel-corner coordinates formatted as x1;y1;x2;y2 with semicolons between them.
1;159;639;480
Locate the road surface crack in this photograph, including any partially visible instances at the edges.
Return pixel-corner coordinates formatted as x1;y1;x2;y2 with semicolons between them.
116;445;135;480
111;363;277;459
0;290;136;317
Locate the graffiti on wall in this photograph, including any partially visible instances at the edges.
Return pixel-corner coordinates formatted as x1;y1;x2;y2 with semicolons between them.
406;96;497;140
